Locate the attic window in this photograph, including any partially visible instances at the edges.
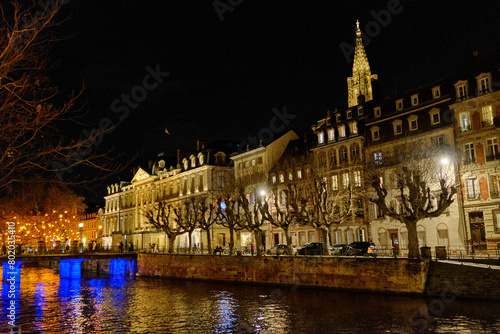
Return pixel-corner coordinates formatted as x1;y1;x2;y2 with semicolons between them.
411;94;419;106
432;86;441;99
396;99;403;111
374;107;381;118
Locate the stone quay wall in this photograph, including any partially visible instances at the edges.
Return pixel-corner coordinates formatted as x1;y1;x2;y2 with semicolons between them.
137;254;429;295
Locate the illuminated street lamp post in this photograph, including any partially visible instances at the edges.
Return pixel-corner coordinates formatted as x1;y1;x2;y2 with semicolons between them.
78;222;83;253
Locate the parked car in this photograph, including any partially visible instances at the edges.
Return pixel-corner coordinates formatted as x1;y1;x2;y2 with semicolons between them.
266;244;293;255
345;242;378;257
298;242;323;255
331;243;347;255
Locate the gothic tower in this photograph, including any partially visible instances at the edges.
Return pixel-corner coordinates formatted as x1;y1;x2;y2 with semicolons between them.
347;20;378;108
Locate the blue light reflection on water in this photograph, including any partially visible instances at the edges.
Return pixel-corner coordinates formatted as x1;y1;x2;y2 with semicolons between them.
0;267;499;333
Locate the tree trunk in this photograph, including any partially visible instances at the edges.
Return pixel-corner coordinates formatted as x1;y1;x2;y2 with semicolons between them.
319;228;330;255
206;228;211;255
229;225;235;255
188;231;193;253
254;229;263;256
167;235;176;254
284;225;293;255
406;221;421;259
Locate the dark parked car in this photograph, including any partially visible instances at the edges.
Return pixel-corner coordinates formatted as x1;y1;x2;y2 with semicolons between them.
331;243;347;255
298;242;323;255
345;242;378;257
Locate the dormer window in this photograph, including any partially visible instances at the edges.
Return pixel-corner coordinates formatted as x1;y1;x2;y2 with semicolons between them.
455;80;468;101
476;73;492;95
190;156;197;168
349;121;358;135
272;175;277;184
371;126;380;141
317;131;325;144
411;94;419;106
183;159;189;170
392;119;402;135
328;128;335;142
338;125;346;138
408;115;418;131
158;160;165;168
336;114;341;122
279;173;285;183
252;159;256;166
215;152;226;164
429;108;440;125
288;172;293;181
374;107;381;118
396;99;403;111
358;106;363;115
432;86;441;99
199;154;204;165
347;110;352;119
297;170;302;179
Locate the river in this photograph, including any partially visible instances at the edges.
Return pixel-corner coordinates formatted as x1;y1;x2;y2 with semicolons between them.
0;267;499;333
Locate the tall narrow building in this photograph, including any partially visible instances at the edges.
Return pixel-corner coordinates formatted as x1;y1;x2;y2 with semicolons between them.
347;21;378;107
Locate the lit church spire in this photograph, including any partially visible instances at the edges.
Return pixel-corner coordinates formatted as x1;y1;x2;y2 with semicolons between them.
347;20;378;108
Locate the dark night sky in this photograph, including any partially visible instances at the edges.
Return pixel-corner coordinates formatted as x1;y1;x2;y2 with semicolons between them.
44;0;500;201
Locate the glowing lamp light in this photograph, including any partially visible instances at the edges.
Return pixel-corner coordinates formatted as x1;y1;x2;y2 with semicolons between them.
260;190;266;196
440;157;450;165
78;223;83;228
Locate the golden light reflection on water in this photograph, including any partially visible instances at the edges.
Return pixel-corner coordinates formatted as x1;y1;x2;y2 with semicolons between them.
0;267;499;333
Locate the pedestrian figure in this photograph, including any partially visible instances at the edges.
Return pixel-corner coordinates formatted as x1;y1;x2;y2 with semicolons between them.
154;244;158;253
65;244;70;253
119;241;124;253
2;244;6;255
129;242;134;252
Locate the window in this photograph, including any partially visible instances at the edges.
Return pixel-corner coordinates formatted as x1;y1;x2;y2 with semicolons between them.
481;105;493;127
183;160;189;170
353;170;361;187
374;152;382;165
457;84;467;100
191;157;196;167
328;129;335;141
371;126;380;141
466;178;480;200
199;155;204;165
429;108;440;125
408;115;418;131
431;136;444;147
347;110;352;119
374;107;381;118
396;99;403;110
217;172;225;187
432;86;441;99
332;175;339;191
272;175;277;184
338;125;346;138
417;226;426;248
317;131;325;144
351;145;359;160
245;161;250;168
340;147;348;163
318;152;326;168
464;143;476;164
486;138;499;161
329;150;336;165
288;172;293;181
279;173;285;183
490;175;500;198
459;112;471;132
477;73;491;94
251;159;256;166
392;120;402;135
349;121;358;135
257;157;263;164
336;114;341;122
493;209;500;231
437;224;449;247
297;170;302;179
280;191;286;205
411;94;419;106
342;172;350;189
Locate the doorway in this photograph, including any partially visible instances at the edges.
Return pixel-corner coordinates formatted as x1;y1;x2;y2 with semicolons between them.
469;212;486;251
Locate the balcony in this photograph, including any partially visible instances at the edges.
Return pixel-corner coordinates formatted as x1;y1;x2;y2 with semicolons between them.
467;193;481;201
463;157;476;165
482;120;494;128
486;153;500;162
459;125;472;132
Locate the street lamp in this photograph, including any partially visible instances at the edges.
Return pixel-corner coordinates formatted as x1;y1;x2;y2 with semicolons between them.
78;222;83;253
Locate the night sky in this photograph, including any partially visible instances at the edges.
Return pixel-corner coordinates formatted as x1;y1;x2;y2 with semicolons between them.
44;0;500;201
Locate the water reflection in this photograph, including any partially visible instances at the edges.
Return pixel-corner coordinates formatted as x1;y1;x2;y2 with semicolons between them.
0;267;498;333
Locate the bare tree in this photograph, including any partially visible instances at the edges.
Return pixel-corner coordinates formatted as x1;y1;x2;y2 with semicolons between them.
145;202;185;253
0;2;115;191
196;196;219;254
174;198;198;253
235;187;267;256
368;145;457;258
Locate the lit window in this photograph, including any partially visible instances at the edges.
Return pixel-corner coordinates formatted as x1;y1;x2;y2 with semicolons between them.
252;159;256;166
353;170;361;187
338;125;346;138
317;132;325;144
297;170;302;179
374;152;382;165
331;175;339;191
279;174;285;183
481;105;493;127
350;121;358;135
288;172;293;181
272;175;277;184
328;129;335;141
342;172;350;189
459;112;471;132
491;176;500;198
199;155;204;165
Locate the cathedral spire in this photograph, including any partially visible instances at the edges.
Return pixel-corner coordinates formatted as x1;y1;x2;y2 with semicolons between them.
347;20;378;108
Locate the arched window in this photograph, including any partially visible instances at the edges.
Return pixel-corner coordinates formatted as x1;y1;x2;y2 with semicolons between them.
436;224;449;247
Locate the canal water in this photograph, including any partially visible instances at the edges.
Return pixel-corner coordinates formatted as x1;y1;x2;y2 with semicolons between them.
0;267;499;333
